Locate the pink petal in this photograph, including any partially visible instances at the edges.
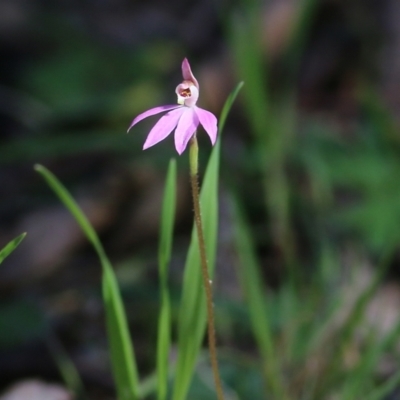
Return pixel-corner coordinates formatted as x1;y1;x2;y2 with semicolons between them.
127;105;180;132
181;58;199;89
143;107;185;150
174;107;199;155
195;107;218;145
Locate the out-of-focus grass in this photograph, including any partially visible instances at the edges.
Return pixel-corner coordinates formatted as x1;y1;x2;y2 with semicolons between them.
229;0;400;260
0;233;26;265
226;0;400;398
231;195;288;399
231;200;399;398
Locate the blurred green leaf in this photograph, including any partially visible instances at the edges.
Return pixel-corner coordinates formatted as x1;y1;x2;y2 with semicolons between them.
0;233;26;265
326;143;400;250
321;249;392;395
230;195;288;399
231;14;270;147
341;319;400;399
47;334;86;398
365;369;400;400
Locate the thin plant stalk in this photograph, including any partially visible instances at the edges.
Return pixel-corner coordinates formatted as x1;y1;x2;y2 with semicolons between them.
189;135;224;400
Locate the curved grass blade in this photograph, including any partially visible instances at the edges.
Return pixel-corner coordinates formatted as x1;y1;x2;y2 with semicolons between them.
0;232;26;265
341;319;400;399
172;82;244;400
364;369;400;400
47;333;86;399
231;12;274;150
35;164;139;400
157;159;177;400
218;81;244;135
282;0;318;87
322;247;393;394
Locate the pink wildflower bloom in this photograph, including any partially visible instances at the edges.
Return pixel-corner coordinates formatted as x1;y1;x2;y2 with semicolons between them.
128;58;218;155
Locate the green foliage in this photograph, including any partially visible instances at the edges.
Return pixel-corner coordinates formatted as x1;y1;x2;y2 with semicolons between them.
0;233;26;265
35;164;140;400
218;82;245;134
157;159;177;400
327;139;400;250
227;1;400;397
230;196;288;399
172;82;244;400
4;2;400;398
229;218;399;399
47;335;86;398
172;128;221;400
365;369;400;400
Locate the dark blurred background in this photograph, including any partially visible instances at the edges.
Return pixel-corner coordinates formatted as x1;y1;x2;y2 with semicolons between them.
1;0;400;399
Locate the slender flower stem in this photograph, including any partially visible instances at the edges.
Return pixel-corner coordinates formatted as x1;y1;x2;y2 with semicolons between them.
189;136;225;400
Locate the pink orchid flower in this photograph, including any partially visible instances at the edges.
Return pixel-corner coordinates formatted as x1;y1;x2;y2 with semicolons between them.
128;58;218;155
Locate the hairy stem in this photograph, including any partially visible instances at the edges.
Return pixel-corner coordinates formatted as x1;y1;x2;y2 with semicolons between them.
189;136;224;400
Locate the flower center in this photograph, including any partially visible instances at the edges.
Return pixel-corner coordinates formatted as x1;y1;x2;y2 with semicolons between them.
176;80;199;107
179;88;191;98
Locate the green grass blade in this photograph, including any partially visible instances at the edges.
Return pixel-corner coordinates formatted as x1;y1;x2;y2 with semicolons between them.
230;15;270;147
157;159;177;400
47;333;86;399
341;318;400;399
172;138;220;400
231;11;298;282
0;232;26;265
365;369;400;400
282;0;318;86
322;248;393;394
35;164;140;400
229;195;288;399
172;82;243;400
218;81;244;135
336;238;400;399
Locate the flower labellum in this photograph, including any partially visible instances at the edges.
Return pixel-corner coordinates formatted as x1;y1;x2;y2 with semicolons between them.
128;58;218;155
